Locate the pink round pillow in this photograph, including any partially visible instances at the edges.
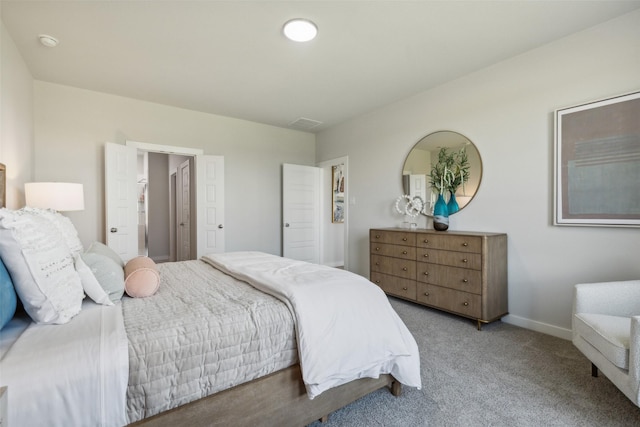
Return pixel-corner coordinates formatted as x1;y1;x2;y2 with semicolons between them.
124;256;160;298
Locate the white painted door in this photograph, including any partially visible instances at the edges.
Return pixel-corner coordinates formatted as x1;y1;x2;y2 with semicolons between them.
177;159;191;261
196;155;225;258
282;163;320;263
105;143;138;262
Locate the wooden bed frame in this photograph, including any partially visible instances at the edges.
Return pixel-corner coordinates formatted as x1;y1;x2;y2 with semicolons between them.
130;364;401;427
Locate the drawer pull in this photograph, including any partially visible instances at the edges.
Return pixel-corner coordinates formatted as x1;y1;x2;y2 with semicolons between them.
423;254;429;258
375;280;380;284
462;279;468;283
463;302;469;307
402;250;407;255
375;247;380;251
462;242;468;247
402;237;407;241
375;234;380;239
462;259;468;263
402;267;408;271
424;292;429;296
402;287;408;291
375;262;380;266
423;272;429;276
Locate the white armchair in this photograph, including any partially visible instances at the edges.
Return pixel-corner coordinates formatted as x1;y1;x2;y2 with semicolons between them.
572;280;640;406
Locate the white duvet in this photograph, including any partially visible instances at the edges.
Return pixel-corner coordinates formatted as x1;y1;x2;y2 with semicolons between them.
202;251;422;399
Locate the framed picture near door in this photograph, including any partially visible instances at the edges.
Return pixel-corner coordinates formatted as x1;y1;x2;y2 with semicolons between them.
0;163;5;208
554;90;640;227
332;164;345;223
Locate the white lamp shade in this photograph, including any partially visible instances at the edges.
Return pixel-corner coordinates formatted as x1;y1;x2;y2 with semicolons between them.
25;182;85;211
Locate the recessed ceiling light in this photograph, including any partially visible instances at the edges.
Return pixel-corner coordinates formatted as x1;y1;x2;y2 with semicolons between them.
39;34;59;48
283;19;317;42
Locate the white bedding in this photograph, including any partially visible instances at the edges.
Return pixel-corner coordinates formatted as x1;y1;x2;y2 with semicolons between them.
202;251;422;399
0;300;129;427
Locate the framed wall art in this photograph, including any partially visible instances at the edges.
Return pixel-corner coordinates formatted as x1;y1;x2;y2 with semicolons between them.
0;163;5;208
331;164;345;223
554;91;640;227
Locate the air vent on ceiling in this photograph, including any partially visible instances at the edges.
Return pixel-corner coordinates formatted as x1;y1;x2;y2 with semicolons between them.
288;117;323;131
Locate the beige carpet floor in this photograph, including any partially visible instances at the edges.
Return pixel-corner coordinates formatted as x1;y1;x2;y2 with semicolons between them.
309;297;640;427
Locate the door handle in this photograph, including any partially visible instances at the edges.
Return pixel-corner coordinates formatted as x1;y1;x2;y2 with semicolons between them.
284;223;290;227
110;227;117;233
218;224;224;229
179;223;185;226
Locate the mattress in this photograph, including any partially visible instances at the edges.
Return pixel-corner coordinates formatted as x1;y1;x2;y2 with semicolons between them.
123;259;297;423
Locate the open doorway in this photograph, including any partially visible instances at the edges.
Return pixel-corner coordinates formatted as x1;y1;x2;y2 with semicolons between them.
137;151;195;262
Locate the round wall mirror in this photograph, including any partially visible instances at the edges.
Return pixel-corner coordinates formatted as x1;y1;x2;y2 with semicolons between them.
402;130;482;216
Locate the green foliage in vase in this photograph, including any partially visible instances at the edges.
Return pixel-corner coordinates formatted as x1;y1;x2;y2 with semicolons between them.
428;147;470;195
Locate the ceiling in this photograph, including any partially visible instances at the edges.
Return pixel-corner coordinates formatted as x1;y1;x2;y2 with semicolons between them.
2;1;640;133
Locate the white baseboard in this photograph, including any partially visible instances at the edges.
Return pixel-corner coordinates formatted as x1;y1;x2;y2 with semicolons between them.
502;314;572;341
323;261;344;268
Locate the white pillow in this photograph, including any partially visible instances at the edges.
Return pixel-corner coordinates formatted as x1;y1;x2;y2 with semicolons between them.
81;252;125;303
75;254;114;306
0;209;84;324
27;207;84;257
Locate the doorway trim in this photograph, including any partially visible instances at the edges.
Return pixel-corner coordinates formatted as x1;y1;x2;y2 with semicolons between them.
126;140;203;156
317;156;349;270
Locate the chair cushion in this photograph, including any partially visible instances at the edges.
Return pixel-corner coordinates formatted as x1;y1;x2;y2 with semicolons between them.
574;312;630;369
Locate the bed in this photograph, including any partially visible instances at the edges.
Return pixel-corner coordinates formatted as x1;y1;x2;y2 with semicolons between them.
0;207;421;426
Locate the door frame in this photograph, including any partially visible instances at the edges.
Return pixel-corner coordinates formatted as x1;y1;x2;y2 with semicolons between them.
317;156;349;271
127;140;203;259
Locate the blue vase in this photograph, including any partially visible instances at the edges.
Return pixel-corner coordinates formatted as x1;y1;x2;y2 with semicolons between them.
433;193;449;231
447;192;459;214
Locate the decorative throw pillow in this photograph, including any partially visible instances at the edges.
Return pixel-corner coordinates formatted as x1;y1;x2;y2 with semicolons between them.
0;209;84;324
81;252;125;303
28;207;84;257
0;257;17;330
86;241;124;267
124;256;160;298
75;255;114;306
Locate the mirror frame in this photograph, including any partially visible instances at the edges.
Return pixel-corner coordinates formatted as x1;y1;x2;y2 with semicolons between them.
402;131;482;216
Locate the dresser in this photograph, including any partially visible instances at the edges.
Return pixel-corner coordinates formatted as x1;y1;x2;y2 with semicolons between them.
370;228;508;329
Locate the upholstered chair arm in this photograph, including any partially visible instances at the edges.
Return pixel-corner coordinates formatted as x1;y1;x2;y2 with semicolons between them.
573;280;640;317
629;315;640;401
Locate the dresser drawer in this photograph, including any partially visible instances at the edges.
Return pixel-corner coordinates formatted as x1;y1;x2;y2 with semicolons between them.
416;248;481;270
416;263;482;294
371;272;417;300
370;242;416;260
417;283;481;318
416;233;481;253
370;230;416;246
371;255;416;280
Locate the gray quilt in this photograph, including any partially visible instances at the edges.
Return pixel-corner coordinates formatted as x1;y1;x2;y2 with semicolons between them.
122;260;298;422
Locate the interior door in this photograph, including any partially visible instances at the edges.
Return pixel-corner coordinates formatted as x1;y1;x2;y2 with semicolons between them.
282;163;320;263
177;159;191;261
105;143;138;262
196;155;225;258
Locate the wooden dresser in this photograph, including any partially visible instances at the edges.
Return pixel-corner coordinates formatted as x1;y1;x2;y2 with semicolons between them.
370;228;508;329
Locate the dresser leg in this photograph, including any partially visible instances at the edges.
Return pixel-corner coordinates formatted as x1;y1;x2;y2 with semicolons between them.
476;320;482;330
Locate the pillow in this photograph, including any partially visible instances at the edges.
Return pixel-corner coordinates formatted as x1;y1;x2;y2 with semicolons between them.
124;256;160;298
75;255;114;306
0;257;17;330
25;207;84;258
86;241;124;267
0;209;84;324
81;252;125;303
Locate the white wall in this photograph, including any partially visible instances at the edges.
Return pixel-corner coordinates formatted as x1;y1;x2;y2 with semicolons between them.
316;10;640;338
0;22;33;208
32;82;315;255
